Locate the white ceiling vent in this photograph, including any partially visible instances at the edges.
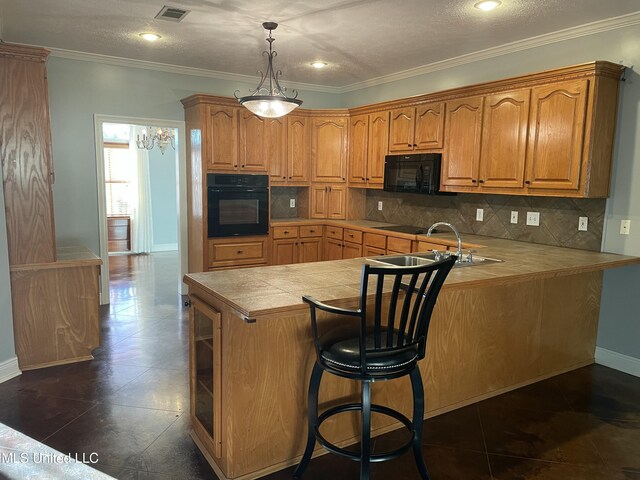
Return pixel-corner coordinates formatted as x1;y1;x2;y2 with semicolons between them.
155;6;190;22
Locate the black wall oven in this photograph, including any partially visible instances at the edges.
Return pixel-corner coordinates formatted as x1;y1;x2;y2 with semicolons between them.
207;174;269;238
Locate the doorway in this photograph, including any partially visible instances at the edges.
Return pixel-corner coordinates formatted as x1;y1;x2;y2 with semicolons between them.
94;114;188;303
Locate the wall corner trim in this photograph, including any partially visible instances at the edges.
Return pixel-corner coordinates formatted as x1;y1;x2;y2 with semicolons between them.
595;347;640;378
0;357;21;384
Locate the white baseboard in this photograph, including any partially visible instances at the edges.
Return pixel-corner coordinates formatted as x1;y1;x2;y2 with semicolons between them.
0;357;21;384
152;243;178;252
595;347;640;377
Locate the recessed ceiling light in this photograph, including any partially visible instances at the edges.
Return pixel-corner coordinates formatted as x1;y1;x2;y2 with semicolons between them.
310;62;328;69
139;33;161;42
474;1;501;11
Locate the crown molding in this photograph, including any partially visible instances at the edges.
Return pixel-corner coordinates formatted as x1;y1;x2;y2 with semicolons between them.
32;10;640;96
339;10;640;93
43;46;342;95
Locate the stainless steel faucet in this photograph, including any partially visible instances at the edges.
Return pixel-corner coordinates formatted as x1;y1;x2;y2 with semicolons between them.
426;222;462;262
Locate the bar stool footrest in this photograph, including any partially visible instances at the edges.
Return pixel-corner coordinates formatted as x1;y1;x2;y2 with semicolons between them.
314;402;414;462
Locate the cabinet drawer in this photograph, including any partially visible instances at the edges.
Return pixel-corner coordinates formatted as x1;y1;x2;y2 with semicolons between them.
299;225;323;238
387;236;412;253
210;241;264;262
273;226;299;239
343;229;363;244
364;232;386;249
325;226;343;240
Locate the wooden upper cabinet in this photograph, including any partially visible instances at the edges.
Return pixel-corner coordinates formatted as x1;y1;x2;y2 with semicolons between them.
309;185;346;219
265;117;287;183
348;114;369;185
367;111;390;186
389;107;415;152
442;96;484;187
348;111;389;188
311;117;348;183
414;102;445;149
526;79;589;191
479;89;531;189
389;103;443;153
238;111;268;171
0;44;56;265
206;105;238;171
287;115;310;184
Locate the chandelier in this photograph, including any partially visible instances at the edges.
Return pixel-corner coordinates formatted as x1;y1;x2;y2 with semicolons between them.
235;22;302;118
136;127;175;155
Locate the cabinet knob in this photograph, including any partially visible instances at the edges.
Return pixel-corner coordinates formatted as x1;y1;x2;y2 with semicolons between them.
478;180;485;184
284;230;289;234
408;143;412;147
366;178;370;181
241;165;245;168
362;177;365;180
525;180;531;185
289;176;292;179
282;176;286;179
237;250;243;254
413;144;418;147
472;179;477;183
310;230;315;233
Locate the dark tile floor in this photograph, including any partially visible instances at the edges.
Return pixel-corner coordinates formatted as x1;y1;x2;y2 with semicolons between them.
1;252;639;479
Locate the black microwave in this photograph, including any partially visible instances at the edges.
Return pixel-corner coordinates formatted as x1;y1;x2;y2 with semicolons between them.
383;153;451;195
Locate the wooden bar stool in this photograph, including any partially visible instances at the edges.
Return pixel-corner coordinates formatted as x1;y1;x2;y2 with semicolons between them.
294;257;456;480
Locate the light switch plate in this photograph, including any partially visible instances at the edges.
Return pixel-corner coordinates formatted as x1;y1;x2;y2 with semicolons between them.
510;211;518;224
476;208;484;221
526;211;540;226
289;198;295;208
578;217;588;231
620;219;631;235
378;201;383;211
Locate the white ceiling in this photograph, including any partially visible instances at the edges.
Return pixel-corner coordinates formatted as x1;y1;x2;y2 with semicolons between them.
1;0;639;88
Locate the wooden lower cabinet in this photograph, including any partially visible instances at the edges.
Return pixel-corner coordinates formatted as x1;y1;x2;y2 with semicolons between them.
298;238;323;263
325;237;344;261
272;239;298;265
189;296;223;460
208;236;268;269
271;225;323;265
342;241;362;259
10;247;102;370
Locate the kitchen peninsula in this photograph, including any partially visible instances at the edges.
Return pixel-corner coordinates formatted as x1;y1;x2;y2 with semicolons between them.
184;235;640;480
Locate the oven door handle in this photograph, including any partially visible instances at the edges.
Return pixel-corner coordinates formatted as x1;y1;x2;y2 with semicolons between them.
208;188;268;193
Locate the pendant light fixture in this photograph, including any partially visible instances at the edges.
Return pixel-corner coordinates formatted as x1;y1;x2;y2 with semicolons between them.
235;22;302;118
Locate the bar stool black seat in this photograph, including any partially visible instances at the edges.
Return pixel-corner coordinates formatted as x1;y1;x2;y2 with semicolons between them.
294;256;456;480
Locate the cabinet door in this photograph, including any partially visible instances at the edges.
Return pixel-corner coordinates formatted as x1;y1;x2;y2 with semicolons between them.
479;90;530;189
326;186;347;220
272;238;298;265
389;107;415;152
266;117;287;184
311;117;348;182
342;241;362;259
348;114;369;185
325;238;343;261
206;105;238;171
309;185;328;219
414;102;444;149
298;238;323;263
526;79;588;191
238;111;267;171
190;296;222;458
287;115;310;184
442;96;484;187
0;47;56;265
367;111;390;187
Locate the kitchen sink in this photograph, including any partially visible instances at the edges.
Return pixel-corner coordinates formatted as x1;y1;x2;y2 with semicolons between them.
370;252;503;268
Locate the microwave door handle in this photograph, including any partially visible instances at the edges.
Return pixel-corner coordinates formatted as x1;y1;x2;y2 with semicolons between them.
416;164;424;192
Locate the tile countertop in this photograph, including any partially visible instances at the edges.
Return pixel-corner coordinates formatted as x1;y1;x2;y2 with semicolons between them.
184;234;640;321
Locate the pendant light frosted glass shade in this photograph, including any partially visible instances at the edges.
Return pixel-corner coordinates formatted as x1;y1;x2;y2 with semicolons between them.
235;22;302;119
238;95;302;118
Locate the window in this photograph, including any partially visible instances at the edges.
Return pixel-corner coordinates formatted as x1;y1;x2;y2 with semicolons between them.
104;144;132;216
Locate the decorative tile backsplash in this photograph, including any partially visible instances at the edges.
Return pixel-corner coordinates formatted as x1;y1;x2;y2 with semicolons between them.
365;190;606;251
271;187;299;218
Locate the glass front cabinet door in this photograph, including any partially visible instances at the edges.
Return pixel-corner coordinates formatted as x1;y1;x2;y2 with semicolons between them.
189;296;222;458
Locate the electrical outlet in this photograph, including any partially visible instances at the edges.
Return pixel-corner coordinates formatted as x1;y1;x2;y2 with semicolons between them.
578;216;588;231
526;211;540;226
620;219;631;235
476;208;484;221
510;211;518;224
378;201;383;211
289;198;295;208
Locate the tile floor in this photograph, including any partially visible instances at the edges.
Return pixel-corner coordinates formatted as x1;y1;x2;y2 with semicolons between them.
0;252;639;479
